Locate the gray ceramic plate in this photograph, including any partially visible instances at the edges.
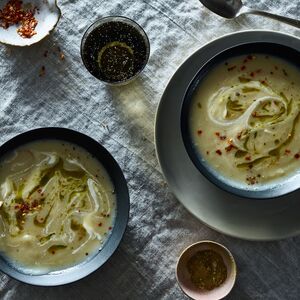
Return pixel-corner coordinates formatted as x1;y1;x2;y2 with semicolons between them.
155;30;300;241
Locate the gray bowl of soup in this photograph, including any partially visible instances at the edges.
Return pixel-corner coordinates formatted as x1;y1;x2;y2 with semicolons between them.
0;128;129;285
181;42;300;199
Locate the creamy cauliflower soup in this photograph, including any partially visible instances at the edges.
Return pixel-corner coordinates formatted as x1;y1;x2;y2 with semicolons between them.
190;54;300;185
0;140;116;273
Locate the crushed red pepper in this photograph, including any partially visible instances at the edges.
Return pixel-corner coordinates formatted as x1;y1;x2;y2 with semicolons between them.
0;0;38;38
216;149;222;156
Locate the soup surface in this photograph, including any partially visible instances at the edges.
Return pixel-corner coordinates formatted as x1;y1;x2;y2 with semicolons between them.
190;54;300;186
0;140;116;273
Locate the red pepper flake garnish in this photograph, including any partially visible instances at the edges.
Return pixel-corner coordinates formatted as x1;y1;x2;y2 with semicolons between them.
108;227;112;230
225;144;236;152
245;156;251;161
206;151;210;155
227;66;236;71
250;72;255;77
216;149;222;156
240;65;246;71
197;130;202;135
246;176;257;185
260;80;267;85
294;153;300;159
237;132;242;140
14;205;19;209
215;132;220;137
0;0;38;38
243;58;248;64
43;50;48;58
220;135;226;140
285;149;291;155
98;223;102;227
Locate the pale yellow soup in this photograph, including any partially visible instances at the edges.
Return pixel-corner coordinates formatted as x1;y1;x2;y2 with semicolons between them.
0;140;116;273
190;54;300;186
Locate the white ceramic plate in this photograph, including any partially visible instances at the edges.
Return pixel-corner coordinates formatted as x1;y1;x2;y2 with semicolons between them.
155;30;300;241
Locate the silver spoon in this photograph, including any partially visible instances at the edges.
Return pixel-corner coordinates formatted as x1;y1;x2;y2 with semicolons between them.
199;0;300;28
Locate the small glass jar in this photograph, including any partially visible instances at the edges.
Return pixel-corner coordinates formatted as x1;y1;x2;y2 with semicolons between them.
81;16;150;85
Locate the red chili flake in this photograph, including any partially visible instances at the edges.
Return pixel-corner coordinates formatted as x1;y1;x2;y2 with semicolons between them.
227;66;236;71
245;156;251;161
43;50;48;58
215;132;220;137
220;135;227;140
243;58;248;63
225;144;236;152
260;80;267;85
270;71;274;75
14;205;19;209
51;251;55;255
240;65;246;71
197;130;202;135
294;153;300;159
39;66;46;77
285;149;291;155
250;72;255;77
98;223;102;227
246;176;257;185
237;132;242;140
206;151;210;155
60;52;65;61
108;227;112;230
0;0;38;38
216;149;222;155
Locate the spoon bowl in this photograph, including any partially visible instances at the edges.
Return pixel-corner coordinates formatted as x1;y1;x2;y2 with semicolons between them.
199;0;300;28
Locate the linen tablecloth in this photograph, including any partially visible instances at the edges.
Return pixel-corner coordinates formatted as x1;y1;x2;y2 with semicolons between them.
0;0;300;299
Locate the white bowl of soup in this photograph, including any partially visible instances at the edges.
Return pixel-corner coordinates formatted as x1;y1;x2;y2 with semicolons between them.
181;41;300;199
0;128;129;285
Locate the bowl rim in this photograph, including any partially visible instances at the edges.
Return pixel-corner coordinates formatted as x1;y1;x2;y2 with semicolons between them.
176;240;237;300
180;40;300;200
0;127;130;286
80;15;150;85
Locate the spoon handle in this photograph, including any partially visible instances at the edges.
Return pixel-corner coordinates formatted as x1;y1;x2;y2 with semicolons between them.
240;7;300;29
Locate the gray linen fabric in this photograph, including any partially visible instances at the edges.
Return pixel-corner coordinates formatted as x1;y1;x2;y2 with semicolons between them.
0;0;300;299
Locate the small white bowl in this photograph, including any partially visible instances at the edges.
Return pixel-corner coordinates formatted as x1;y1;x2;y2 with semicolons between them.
176;241;237;300
0;0;61;46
